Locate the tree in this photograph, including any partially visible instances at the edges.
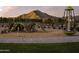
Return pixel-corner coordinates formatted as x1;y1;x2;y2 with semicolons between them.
43;18;53;24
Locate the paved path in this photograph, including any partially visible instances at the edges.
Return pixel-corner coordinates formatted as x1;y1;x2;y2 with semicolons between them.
0;36;79;43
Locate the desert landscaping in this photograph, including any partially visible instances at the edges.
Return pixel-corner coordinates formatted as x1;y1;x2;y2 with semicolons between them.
0;6;79;53
0;29;64;38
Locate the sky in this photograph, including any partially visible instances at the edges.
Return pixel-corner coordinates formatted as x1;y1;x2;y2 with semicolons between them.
0;6;79;17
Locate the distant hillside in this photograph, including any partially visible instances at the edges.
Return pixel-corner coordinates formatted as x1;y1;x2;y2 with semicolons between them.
18;10;60;20
0;10;63;23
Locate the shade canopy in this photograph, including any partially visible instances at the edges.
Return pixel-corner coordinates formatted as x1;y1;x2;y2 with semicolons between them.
65;6;74;11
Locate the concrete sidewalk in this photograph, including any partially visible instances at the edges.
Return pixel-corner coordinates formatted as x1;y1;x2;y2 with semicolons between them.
0;36;79;43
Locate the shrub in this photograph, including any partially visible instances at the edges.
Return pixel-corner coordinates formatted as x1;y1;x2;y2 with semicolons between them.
76;27;79;31
1;30;7;34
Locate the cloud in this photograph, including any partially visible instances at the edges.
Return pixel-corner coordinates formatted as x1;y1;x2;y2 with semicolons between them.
0;6;21;17
0;6;79;17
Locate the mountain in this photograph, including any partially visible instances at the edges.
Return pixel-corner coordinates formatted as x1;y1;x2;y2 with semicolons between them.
17;10;59;20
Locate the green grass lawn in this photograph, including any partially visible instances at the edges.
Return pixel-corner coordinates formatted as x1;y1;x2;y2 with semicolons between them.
0;42;79;53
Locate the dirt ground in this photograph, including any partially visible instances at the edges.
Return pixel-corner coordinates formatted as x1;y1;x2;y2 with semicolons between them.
0;29;79;38
0;30;65;38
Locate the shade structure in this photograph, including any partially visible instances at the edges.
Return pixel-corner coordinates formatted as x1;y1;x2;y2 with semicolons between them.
64;6;75;32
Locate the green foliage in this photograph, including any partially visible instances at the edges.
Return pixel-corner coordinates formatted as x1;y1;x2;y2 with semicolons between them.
65;6;74;11
0;42;79;52
0;16;65;25
26;23;36;32
1;30;8;34
64;32;75;36
43;19;53;24
0;17;14;23
9;23;25;32
58;18;65;24
76;27;79;31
